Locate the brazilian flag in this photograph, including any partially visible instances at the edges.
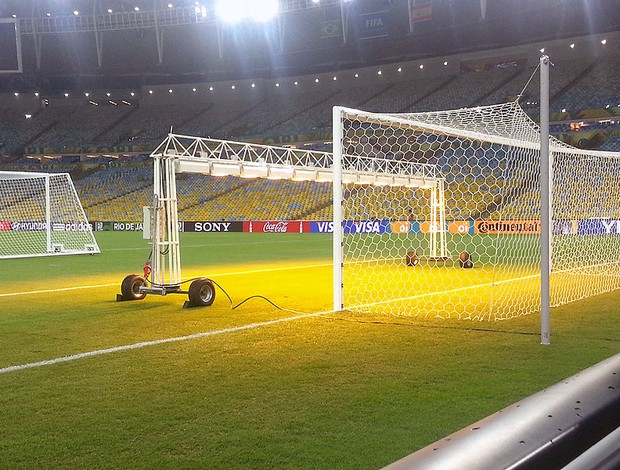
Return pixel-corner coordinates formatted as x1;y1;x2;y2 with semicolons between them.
320;19;341;39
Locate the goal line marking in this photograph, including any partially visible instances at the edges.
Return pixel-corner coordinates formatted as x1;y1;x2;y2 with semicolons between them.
352;271;541;310
0;310;332;375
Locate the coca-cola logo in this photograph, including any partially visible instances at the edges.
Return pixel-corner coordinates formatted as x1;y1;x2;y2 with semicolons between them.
263;221;289;233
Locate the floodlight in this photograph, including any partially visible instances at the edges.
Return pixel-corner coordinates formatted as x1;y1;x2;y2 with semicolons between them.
374;175;395;186
354;174;376;185
292;169;318;181
315;170;332;182
267;166;295;180
211;162;241;177
342;173;358;184
215;0;279;23
241;164;269;178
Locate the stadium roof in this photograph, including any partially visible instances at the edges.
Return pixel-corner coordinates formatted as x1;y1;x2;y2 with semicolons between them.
0;0;619;92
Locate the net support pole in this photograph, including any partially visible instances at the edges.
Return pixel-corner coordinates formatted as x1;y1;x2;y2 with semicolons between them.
333;106;344;312
540;55;551;345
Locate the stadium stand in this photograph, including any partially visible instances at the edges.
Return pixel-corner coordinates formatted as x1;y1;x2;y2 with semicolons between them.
3;50;620;157
2;36;620;222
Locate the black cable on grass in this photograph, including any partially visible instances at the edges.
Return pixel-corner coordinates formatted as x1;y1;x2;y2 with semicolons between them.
209;278;301;312
141;264;310;314
144;276;305;314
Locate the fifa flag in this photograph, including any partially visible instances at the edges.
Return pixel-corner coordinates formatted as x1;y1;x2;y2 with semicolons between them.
410;0;433;28
358;10;389;40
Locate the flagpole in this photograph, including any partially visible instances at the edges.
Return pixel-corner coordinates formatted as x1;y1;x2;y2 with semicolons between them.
340;0;348;44
408;0;414;33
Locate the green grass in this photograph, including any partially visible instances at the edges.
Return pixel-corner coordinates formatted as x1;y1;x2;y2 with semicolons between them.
0;232;618;469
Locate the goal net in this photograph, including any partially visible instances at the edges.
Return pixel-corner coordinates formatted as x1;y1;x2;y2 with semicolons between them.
0;171;100;259
334;101;620;320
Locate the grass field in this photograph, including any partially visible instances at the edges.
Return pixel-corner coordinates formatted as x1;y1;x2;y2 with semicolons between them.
0;231;619;469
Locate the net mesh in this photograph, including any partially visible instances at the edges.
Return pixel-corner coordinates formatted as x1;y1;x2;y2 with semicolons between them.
337;101;620;320
0;172;100;259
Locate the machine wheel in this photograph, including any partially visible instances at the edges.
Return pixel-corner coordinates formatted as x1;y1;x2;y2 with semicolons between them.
120;274;147;300
188;278;216;307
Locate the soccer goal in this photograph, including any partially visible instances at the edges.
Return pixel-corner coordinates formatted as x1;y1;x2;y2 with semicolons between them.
332;100;620;321
0;171;100;259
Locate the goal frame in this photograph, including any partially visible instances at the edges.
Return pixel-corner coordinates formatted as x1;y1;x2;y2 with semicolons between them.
0;170;100;259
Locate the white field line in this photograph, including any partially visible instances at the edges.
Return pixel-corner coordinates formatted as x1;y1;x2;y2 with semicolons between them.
0;262;333;298
0;310;332;375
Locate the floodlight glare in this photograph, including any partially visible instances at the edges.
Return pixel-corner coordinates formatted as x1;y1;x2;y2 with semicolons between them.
215;0;279;23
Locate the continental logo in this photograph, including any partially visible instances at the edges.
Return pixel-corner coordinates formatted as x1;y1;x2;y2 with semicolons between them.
475;220;540;235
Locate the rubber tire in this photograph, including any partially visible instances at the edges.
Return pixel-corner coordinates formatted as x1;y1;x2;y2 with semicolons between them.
459;259;474;269
121;274;147;300
188;278;216;307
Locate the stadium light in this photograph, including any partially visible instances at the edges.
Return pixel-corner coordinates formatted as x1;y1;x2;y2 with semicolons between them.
267;167;295;180
215;0;279;23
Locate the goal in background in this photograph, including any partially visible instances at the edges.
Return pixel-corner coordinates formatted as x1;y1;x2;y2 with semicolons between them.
0;171;100;259
333;101;620;320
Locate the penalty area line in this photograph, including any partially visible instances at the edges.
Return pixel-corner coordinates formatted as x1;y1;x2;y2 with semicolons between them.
0;310;332;376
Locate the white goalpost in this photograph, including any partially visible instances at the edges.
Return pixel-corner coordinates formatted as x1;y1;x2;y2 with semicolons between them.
0;171;100;259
